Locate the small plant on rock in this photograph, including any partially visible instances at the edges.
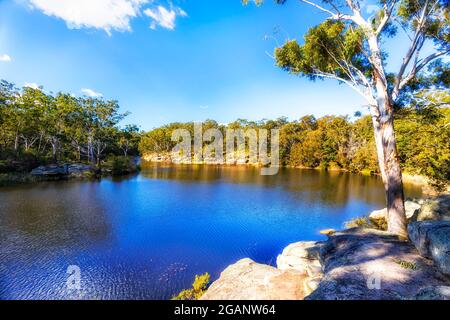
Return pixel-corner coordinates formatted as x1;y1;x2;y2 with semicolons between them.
172;273;210;300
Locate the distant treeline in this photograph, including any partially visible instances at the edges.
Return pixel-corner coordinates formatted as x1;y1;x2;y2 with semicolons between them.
140;107;450;188
0;80;141;172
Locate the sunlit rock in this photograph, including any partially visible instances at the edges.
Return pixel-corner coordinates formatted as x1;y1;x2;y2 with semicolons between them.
200;258;307;300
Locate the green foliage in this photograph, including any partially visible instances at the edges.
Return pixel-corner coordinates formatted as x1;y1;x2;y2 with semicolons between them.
140;104;450;188
0;80;141;170
345;216;387;231
395;92;450;190
344;216;373;229
275;21;369;80
103;156;139;175
172;273;210;300
395;260;420;270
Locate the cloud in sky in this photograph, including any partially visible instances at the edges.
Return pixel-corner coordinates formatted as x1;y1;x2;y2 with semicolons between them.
81;88;103;97
0;54;11;62
144;5;187;30
26;0;186;34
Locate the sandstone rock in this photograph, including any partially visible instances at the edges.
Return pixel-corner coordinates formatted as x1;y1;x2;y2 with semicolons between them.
415;286;450;300
320;229;336;236
200;258;307;300
275;241;324;297
307;228;449;300
406;201;422;220
369;201;421;223
276;241;322;278
304;276;322;296
369;208;388;221
142;153;171;163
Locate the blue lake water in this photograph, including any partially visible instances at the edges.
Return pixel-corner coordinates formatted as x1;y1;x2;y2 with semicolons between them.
0;164;423;300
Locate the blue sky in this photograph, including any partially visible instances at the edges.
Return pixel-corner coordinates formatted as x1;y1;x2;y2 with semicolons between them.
0;0;417;130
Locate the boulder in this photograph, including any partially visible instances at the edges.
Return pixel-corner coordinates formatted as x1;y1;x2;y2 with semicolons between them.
409;221;450;276
429;227;450;276
67;164;98;177
31;164;68;176
369;201;421;223
31;163;98;178
276;241;322;274
276;241;324;296
200;258;307;300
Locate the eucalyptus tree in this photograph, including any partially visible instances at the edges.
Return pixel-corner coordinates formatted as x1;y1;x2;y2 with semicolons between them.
245;0;449;237
79;98;125;165
118;124;141;157
0;81;19;154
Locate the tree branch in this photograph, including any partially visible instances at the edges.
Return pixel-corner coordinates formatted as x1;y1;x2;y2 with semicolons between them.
312;70;377;105
393;0;430;98
299;0;354;22
395;49;450;96
376;0;398;35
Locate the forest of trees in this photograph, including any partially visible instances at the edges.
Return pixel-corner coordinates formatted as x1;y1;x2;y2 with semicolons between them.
139;91;449;190
0;80;141;173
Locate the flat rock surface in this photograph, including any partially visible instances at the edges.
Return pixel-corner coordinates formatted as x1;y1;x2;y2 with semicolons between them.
307;228;449;300
200;258;307;300
202;227;450;300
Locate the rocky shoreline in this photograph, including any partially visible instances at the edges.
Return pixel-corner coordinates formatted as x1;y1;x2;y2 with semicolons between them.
0;159;140;187
201;196;450;300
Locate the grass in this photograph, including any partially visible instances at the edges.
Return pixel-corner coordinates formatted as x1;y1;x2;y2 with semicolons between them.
344;216;387;231
395;260;420;270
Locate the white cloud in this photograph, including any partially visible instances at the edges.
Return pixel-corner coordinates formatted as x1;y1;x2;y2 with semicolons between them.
25;0;187;34
27;0;148;34
24;82;40;89
0;54;11;62
144;5;187;30
81;88;103;97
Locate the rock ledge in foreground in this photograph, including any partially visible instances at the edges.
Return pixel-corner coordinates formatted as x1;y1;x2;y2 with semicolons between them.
200;258;307;300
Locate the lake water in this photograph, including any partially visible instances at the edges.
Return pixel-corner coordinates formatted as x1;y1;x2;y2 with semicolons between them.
0;163;423;300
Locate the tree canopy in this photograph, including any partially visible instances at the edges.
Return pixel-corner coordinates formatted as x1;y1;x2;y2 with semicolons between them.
0;80;141;171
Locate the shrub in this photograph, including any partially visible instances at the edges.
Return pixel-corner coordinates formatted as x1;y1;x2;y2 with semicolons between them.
344;216;372;229
172;273;210;300
103;156;139;175
344;216;387;231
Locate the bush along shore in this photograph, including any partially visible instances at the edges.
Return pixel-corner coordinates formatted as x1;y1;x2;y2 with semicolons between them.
195;195;450;300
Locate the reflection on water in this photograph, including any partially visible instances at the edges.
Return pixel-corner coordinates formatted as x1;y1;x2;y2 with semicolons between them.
0;163;423;300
